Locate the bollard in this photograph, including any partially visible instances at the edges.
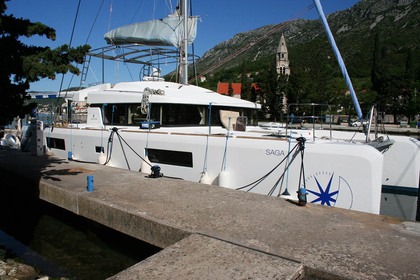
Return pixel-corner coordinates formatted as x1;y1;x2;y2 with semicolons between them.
149;165;163;178
87;175;94;192
297;187;307;206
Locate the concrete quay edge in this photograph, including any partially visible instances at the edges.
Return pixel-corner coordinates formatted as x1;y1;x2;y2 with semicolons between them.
0;148;419;279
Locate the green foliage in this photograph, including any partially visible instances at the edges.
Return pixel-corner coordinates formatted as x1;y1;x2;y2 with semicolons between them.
370;32;420;121
194;0;420;121
0;0;90;125
239;60;253;101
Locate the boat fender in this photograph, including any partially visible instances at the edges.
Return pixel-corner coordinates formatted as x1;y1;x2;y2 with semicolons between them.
4;134;20;149
218;170;230;188
199;172;212;185
297;187;307;206
140;156;152;174
68;151;73;160
98;152;106;164
279;189;294;200
149;165;163;178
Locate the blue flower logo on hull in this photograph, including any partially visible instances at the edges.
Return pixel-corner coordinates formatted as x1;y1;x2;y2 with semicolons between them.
305;172;353;209
307;175;338;206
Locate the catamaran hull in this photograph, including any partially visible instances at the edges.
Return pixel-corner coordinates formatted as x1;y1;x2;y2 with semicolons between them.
313;129;420;220
43;126;383;215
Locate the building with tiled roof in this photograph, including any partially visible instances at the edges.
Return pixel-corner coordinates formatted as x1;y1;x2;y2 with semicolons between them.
217;82;262;99
217;82;242;98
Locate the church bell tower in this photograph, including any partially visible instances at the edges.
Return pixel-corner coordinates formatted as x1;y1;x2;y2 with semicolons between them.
276;34;290;114
276;34;290;76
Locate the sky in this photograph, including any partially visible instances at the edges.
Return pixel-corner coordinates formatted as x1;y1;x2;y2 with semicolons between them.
5;0;360;92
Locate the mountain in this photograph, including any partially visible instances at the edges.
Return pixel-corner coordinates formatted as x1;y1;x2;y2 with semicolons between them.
194;0;420;79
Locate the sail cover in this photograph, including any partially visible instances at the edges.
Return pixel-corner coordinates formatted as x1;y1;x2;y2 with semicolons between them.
104;15;198;48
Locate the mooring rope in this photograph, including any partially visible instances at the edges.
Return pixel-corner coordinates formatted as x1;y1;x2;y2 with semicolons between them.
104;127;152;170
236;140;301;193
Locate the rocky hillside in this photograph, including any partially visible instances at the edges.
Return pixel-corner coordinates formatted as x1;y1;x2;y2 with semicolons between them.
194;0;420;78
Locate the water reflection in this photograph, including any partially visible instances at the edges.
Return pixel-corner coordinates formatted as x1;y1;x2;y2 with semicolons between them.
0;169;161;279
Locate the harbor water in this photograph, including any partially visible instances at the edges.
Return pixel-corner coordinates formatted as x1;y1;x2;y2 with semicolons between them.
0;168;161;279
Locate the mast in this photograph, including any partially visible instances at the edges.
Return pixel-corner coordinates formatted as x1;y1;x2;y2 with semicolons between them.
181;0;189;85
313;0;363;120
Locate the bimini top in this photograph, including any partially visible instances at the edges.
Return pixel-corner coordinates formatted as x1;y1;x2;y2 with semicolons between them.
104;14;198;48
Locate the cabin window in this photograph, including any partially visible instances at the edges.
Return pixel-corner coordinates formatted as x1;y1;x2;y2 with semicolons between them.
91;103;258;127
147;148;193;167
91;104;147;126
128;105;147;125
159;104;202;126
46;137;65;150
211;106;258;127
152;104;258;127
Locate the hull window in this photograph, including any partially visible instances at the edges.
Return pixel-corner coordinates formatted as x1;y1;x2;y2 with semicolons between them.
46;137;66;150
147;148;193;168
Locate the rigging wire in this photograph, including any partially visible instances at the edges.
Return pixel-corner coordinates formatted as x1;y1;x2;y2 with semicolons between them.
221;116;232;172
129;0;147;23
281;116;296;196
59;0;81;100
108;0;114;32
62;0;105;90
189;0;198;86
189;3;315;83
51;0;82;158
68;0;82;48
85;0;105;44
201;102;212;176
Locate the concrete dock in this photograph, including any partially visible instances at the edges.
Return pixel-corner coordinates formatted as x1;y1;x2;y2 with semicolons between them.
0;148;419;279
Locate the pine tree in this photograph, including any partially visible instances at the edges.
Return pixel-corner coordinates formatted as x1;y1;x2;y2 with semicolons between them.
0;0;90;125
255;58;279;120
371;33;382;95
404;49;420;121
228;82;234;97
239;61;252;101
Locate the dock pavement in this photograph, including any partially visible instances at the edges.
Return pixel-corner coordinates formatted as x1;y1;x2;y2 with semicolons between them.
0;148;419;279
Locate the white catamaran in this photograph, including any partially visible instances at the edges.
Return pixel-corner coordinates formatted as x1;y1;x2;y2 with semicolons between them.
35;0;399;216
